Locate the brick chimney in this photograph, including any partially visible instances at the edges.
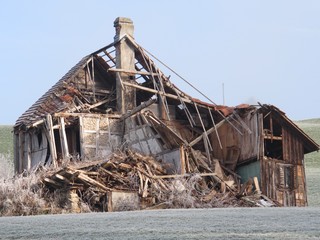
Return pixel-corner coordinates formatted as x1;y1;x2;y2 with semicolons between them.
114;17;136;114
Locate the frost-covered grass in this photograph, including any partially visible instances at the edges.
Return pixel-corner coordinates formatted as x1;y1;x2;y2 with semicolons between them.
0;169;91;216
1;208;320;239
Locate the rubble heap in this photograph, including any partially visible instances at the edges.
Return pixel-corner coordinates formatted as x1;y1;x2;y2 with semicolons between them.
43;150;277;212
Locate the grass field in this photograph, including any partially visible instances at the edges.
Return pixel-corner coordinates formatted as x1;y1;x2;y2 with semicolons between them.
0;126;14;178
295;118;320;206
0;125;13;155
0;120;319;205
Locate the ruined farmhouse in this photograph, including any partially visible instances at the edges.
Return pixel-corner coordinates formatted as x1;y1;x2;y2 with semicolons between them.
13;17;319;210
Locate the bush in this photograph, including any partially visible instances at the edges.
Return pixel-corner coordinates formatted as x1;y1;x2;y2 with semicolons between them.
0;169;91;216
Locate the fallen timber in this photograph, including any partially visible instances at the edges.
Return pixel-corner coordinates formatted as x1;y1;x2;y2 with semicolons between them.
42;149;277;212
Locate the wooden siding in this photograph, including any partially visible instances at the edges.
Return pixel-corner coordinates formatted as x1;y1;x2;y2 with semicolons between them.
260;124;307;206
210;111;260;170
282;126;304;165
282;125;306;206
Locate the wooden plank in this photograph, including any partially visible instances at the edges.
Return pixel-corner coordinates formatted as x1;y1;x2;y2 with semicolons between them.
108;68;160;76
119;98;157;121
153;172;217;179
77;172;111;192
29;119;45;129
264;134;282;140
142;178;149;198
46;114;57;168
122;81;190;103
95;117;100;156
189;118;227;147
30;133;41;168
79;116;85;159
180;146;186;175
194;103;212;151
59;117;69;159
25;133;31;171
253;176;261;194
54;173;71;184
107;192;113;212
208;107;222;149
43;177;63;188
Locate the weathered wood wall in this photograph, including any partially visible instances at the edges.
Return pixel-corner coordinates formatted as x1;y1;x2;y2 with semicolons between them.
260;125;307;206
14;129;49;173
210;111;261;170
282;126;306;206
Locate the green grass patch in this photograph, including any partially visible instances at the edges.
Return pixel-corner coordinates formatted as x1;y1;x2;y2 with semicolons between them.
296;119;320;206
0;125;13;155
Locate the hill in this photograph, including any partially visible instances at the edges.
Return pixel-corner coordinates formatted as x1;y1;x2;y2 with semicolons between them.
295;118;320;206
0;125;13;155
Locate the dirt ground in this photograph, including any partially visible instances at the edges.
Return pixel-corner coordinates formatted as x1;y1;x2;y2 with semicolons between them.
1;207;320;239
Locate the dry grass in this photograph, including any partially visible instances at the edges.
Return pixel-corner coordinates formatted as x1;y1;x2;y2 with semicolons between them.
0;168;91;216
153;174;252;209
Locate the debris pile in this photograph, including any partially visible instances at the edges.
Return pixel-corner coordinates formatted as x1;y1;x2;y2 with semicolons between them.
43;150;277;212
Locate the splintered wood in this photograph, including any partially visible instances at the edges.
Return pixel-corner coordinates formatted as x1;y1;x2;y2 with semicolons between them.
43;150;277;211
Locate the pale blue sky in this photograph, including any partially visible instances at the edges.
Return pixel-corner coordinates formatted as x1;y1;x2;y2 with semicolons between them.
1;0;320;124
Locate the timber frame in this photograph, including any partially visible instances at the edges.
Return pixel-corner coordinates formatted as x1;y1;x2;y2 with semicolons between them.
13;17;319;207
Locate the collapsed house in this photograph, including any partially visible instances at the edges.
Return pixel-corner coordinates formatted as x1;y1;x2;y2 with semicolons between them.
13;17;319;210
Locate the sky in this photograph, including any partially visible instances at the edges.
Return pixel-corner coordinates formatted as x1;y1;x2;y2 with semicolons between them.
1;0;320;124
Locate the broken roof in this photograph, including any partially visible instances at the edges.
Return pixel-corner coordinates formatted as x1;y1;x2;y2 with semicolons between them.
14;34;319;154
259;104;319;153
14;36;236;130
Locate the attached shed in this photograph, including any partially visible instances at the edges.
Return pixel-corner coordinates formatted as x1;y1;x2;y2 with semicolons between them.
13;17;319;207
210;104;319;206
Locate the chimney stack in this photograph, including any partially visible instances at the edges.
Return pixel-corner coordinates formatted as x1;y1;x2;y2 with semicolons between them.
114;17;136;114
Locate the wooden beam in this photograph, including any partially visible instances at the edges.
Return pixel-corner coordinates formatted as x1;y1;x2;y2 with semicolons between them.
180;146;186;175
63;98;111;115
26;133;31;172
189;118;227;147
46;114;57;168
54;112;121;118
253;176;261;194
29;119;45;129
122;81;191;103
43;177;63;188
208;107;223;149
119;98;157;121
264;134;282;140
59;117;69;159
54;173;71;184
122;81;219;112
108;68;160;76
79;116;85;160
194;103;213;151
153;172;217;179
77;172;111;192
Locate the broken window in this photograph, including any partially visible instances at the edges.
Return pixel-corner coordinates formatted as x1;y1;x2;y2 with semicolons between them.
277;164;294;190
263;113;283;160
